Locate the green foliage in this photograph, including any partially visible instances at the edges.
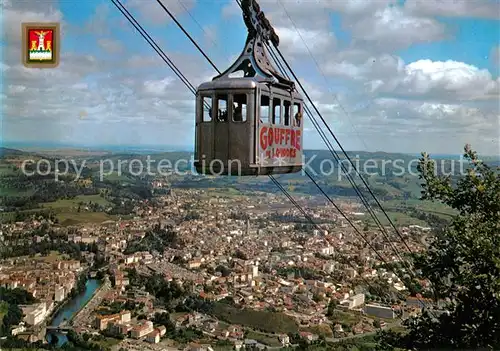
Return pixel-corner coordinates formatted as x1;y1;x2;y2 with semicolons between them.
210;303;299;334
0;304;23;336
0;287;37;337
0;237;96;260
64;330;108;350
123;223;179;254
278;267;321;280
378;145;500;350
68;273;87;298
125;268;184;308
0;287;37;305
153;312;175;329
326;300;337;317
0;336;53;349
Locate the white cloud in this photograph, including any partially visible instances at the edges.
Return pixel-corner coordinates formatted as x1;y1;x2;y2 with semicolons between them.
275;26;336;56
98;38;124;54
324;51;405;81
2;0;499;155
346;6;448;51
405;0;500;19
385;60;499;101
142;77;176;96
1;2;64;44
324;54;499;102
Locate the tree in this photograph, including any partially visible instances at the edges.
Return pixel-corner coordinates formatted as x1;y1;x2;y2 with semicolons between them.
378;145;500;350
326;299;337;317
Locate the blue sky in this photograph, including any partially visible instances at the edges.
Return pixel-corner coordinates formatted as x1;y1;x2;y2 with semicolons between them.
2;0;499;154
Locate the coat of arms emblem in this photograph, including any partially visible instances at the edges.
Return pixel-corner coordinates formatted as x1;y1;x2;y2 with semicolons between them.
22;22;60;68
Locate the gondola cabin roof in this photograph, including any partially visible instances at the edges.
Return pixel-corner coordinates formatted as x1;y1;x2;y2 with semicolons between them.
197;78;303;100
197;78;257;91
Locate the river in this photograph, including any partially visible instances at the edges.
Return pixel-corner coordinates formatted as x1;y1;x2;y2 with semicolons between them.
46;278;101;346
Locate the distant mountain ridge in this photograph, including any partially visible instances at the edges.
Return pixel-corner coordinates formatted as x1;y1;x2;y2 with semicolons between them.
1;145;498;163
0;147;30;156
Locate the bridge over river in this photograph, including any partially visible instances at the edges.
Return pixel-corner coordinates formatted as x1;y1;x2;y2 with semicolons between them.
46;278;101;346
45;326;73;333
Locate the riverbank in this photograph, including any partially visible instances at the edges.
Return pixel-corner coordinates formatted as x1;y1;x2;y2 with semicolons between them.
71;276;111;329
46;278;102;346
70;276;107;324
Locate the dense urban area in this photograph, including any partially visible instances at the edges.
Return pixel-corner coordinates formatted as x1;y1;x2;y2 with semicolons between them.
2;146;496;351
3;0;500;348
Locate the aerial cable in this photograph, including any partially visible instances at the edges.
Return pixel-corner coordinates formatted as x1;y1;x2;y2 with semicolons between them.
149;0;391;272
276;0;369;152
271;41;421;282
233;0;413;266
236;0;415;287
111;0;196;95
265;40;413;272
269;175;399;307
155;0;221;74
111;0;305;233
257;8;421;292
157;0;413;278
267;4;411;257
112;0;415;317
131;0;393;267
260;3;440;310
269;44;414;274
141;0;431;312
245;0;413;257
273;46;415;256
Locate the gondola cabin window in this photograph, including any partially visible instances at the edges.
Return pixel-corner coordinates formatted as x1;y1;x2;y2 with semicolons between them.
283;100;291;126
293;101;302;127
202;96;212;122
233;94;247;122
273;97;281;125
260;94;270;124
217;94;228;122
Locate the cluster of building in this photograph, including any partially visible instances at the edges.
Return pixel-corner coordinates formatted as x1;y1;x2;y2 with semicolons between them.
0;255;83;328
0;187;440;348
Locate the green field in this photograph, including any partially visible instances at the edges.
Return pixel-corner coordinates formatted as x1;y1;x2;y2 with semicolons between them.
246;330;282;346
384;199;457;217
210;303;299;334
57;212;116;226
43;194;111;208
92;336;122;349
301;324;334;338
0;187;34;197
41;194;114;226
329;310;362;328
99;171;132;182
1;194;116;226
364;210;428;227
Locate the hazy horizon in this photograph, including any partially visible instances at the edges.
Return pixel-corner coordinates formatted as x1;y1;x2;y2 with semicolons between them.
3;140;498;159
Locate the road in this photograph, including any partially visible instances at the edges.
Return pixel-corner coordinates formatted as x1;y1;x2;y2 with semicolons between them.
112;339;179;351
71;276;112;330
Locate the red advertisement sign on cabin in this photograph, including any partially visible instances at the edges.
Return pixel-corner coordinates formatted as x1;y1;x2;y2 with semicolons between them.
258;125;302;166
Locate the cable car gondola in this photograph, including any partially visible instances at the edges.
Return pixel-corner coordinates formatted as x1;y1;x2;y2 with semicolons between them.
194;0;304;176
